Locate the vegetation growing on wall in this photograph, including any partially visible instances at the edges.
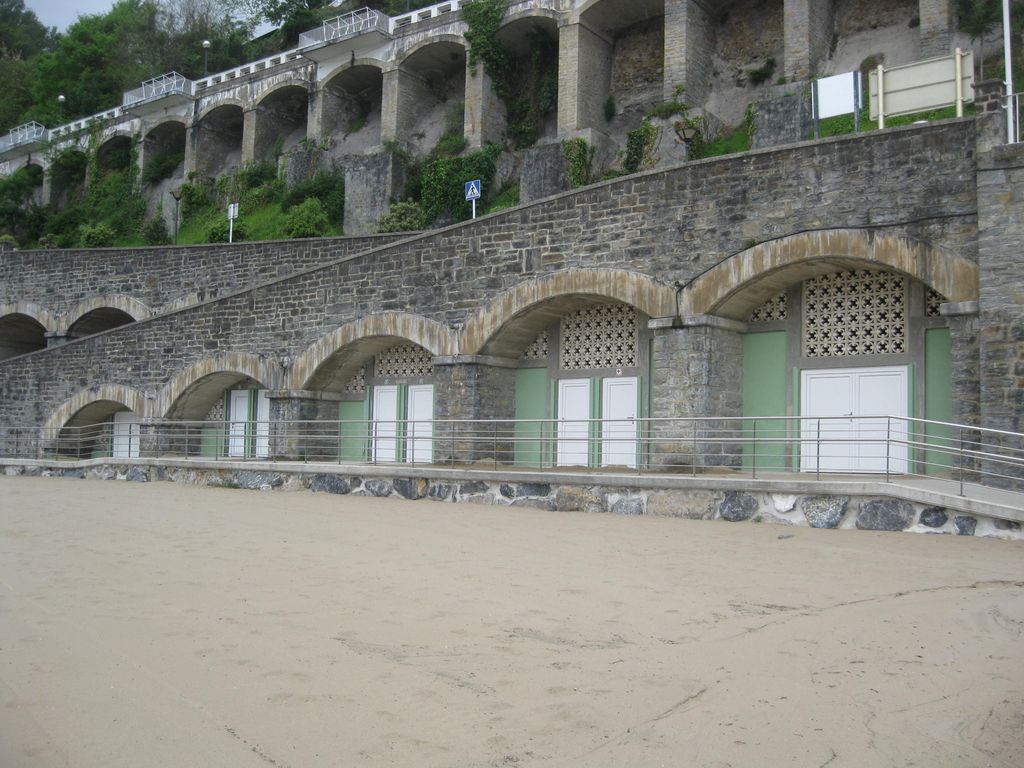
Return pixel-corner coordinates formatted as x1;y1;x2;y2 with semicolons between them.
562;138;594;188
623;121;658;174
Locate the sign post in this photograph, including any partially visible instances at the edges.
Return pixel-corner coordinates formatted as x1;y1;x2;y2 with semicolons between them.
227;202;239;243
464;179;481;219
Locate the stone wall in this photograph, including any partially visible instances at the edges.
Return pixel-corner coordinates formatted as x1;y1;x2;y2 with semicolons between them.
4;461;1021;539
0;121;982;431
751;86;812;149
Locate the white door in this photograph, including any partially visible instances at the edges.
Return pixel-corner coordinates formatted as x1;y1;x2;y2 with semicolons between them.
111;410;140;459
405;384;434;464
372;385;399;462
601;377;638;468
227;389;249;458
557;378;591;467
254;390;270;459
801;366;908;473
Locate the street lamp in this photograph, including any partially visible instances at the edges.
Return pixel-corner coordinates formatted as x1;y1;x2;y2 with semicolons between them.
203;40;211;76
170;188;183;245
57;94;65;122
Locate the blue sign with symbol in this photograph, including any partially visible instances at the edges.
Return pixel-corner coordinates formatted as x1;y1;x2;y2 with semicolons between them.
465;179;481;201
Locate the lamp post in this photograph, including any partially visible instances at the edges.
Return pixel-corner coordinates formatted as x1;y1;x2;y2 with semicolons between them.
57;94;65;122
170;188;183;245
203;40;211;76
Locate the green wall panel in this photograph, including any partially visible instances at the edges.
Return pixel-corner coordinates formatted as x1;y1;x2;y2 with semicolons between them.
924;328;953;474
515;368;549;466
339;399;369;462
742;331;788;471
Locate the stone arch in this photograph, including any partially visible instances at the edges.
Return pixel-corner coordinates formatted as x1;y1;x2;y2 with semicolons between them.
682;229;979;321
0;301;57;332
96;133;134;174
195;97;247;123
44;384;148;434
397;34;469;66
62;295;153;335
290;313;454;392
142;119;187;184
498;7;561;30
459;269;675;358
193;102;245;178
158;353;280;419
251;83;311;162
253;79;311;109
320;61;385;148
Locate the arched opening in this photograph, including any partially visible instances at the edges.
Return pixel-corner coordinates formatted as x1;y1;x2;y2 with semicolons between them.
194;104;244;178
66;307;135;340
48;148;87;206
397;41;467;156
831;0;921;74
165;369;272;459
142;121;186;187
321;64;384;153
252;85;311;164
495;16;560;147
0;312;46;359
96;135;132;175
578;0;665;134
57;400;141;459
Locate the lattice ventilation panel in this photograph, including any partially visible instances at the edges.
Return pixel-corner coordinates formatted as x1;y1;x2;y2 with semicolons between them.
927;289;945;318
803;270;906;357
560;303;638;370
344;366;366;394
748;291;788;323
522;329;549;360
374;344;433;378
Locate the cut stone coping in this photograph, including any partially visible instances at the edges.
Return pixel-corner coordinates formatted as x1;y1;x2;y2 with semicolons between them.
3;457;1021;525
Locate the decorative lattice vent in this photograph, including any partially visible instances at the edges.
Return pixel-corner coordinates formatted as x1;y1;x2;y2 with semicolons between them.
344;366;366;394
374;344;433;378
522;330;549;360
561;303;637;370
927;288;945;318
803;270;906;357
749;292;787;323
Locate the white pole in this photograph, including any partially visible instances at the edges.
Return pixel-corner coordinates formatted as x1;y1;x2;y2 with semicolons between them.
877;63;886;129
1004;0;1016;141
229;214;234;244
472;198;476;220
955;48;964;117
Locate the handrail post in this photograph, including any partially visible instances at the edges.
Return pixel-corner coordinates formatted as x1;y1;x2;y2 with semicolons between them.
691;421;697;477
751;418;757;480
816;418;821;480
885;416;891;483
959;426;964;496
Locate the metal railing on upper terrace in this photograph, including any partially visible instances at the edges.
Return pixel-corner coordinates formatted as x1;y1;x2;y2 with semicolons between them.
0;121;46;153
123;72;192;107
298;7;389;49
4;415;1024;496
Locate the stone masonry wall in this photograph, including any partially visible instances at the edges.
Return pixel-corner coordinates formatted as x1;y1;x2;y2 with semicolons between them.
0;121;980;431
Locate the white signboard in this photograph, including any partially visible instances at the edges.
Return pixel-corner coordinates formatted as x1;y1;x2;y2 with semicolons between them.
814;72;861;119
227;202;239;220
869;50;974;121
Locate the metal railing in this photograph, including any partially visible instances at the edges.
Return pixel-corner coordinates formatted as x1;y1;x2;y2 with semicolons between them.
123;72;192;107
298;7;389;49
390;0;460;29
0;121;46;152
4;414;1024;494
1010;92;1023;144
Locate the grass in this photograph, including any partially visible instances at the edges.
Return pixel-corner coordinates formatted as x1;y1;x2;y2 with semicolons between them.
815;104;974;140
175;200;341;245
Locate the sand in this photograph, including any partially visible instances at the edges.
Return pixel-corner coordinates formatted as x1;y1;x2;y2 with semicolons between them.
1;476;1022;768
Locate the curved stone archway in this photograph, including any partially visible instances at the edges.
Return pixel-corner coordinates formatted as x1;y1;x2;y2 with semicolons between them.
158;353;281;419
459;268;675;357
62;295;153;335
43;383;148;433
682;230;979;321
289;313;455;392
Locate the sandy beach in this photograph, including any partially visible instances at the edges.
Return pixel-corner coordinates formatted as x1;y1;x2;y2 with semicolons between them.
0;475;1021;767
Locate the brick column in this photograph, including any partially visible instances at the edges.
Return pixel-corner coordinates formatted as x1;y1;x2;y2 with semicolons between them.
663;0;714;104
381;67;433;145
919;0;953;57
267;390;344;461
464;58;505;149
240;108;257;164
649;317;744;470
784;0;834;82
557;21;613;136
307;84;326;142
432;356;516;464
183;121;199;177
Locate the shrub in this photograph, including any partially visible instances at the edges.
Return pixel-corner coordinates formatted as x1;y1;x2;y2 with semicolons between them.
434;131;468;158
281;170;344;224
0;233;18;248
206;217;248;243
284;198;330;238
141;150;184;186
562;138;594;188
624;121;658;173
377;201;427;233
80;223;116;247
747;58;776;86
178;182;212;218
420;144;501;223
142;215;170;245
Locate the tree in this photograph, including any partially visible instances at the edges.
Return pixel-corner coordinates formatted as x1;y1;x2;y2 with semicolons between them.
956;0;1001;79
0;0;55;57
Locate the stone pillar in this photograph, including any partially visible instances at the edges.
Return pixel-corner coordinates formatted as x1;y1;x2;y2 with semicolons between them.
976;136;1024;487
557;21;613;136
183;122;199;177
267;390;345;461
307;85;325;142
919;0;953;57
663;0;714;105
432;356;517;464
784;0;834;82
44;331;69;348
649;317;744;470
464;58;505;149
240;108;257;164
343;151;404;235
381;67;432;145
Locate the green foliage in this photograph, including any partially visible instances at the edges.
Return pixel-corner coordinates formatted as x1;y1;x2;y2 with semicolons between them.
141;149;184;186
813;104;972;140
178;182;212;218
206;217;248;243
462;0;511;75
284;197;329;238
955;0;1001;77
48;149;87;197
420;144;500;223
690;124;751;160
484;184;519;214
434;130;469;158
79;222;116;247
623;121;658;174
281;169;344;224
747;57;776;86
377;200;427;233
647;85;690;119
0;164;43;240
562;138;594;188
141;213;170;245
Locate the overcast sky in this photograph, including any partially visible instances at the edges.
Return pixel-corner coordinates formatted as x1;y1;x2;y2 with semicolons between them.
26;0;119;32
